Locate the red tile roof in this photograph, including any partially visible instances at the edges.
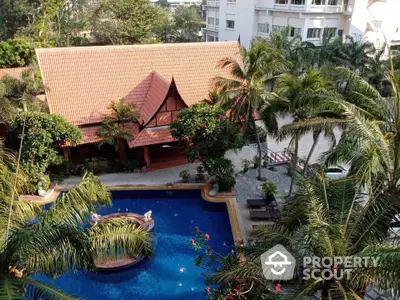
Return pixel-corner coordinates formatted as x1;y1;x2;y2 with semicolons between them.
139;72;171;125
0;67;29;79
36;42;241;126
128;127;175;148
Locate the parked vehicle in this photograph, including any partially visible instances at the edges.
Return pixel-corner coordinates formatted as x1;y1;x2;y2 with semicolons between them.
325;166;348;179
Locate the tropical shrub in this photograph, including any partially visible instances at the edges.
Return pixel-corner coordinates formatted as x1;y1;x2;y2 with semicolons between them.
84;158;107;175
261;180;277;197
171;103;244;162
203;157;236;192
0;38;35;68
123;159;139;172
195;164;205;182
242;159;251;173
10;111;82;177
179;169;190;182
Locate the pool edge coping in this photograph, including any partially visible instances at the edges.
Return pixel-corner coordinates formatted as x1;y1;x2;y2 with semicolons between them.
23;183;243;242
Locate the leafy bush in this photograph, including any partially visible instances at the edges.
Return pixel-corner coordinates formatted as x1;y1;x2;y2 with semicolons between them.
84;158;107;175
242;159;251;173
10;111;82;177
106;160;124;173
203;157;236;192
0;38;35;68
262;180;278;197
179;169;191;181
252;155;259;169
123;160;139;172
195;165;205;182
40;175;51;191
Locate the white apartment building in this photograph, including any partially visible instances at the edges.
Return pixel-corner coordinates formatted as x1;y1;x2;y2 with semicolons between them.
203;0;400;51
150;0;203;8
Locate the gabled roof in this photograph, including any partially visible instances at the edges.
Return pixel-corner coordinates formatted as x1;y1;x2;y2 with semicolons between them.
0;67;29;79
36;41;241;126
128;127;175;148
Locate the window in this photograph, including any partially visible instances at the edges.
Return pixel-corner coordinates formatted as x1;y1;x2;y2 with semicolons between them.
258;23;270;33
290;27;302;37
226;20;235;29
327;0;337;4
272;25;284;32
323;27;337;38
207;17;215;25
338;29;344;37
275;0;288;4
312;0;325;5
372;20;382;29
291;0;305;4
216;18;219;26
307;28;321;38
227;0;236;2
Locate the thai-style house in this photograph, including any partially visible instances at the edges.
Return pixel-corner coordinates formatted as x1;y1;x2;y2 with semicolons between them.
35;42;240;168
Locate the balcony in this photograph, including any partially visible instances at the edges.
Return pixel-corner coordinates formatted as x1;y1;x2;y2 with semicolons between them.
205;0;220;7
255;0;345;13
204;24;219;32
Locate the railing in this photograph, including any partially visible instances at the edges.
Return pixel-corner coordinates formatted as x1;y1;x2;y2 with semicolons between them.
206;0;220;6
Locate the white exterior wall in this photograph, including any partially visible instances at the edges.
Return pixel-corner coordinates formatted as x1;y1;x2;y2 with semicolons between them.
204;0;400;51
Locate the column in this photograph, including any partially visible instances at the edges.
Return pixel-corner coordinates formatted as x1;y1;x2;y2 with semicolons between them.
144;146;151;167
62;147;69;161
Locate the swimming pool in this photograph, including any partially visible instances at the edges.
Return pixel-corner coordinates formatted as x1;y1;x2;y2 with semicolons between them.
33;189;234;299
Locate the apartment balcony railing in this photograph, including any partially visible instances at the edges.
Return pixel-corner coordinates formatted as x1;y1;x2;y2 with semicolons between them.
255;1;345;13
206;0;220;7
205;24;219;31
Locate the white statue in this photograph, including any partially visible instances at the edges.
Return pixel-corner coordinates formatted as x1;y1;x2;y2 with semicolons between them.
91;212;101;224
144;210;152;222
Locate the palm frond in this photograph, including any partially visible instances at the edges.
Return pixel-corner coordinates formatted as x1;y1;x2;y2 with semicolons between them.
41;173;111;226
25;278;81;300
88;218;153;261
0;275;24;300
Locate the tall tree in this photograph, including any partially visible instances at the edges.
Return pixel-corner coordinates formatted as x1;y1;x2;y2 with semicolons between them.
208;176;400;299
213;39;286;180
322;65;400;192
97;98;139;161
90;0;158;45
171;6;203;42
276;69;338;195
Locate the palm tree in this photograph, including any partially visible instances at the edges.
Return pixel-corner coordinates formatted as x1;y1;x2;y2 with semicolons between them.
0;167;152;298
321;65;399;192
207;175;400;299
97;97;139;161
0;135;151;297
276;69;339;196
213;39;286;180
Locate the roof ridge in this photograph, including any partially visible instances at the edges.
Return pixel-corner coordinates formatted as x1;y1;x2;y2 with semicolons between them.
35;41;239;52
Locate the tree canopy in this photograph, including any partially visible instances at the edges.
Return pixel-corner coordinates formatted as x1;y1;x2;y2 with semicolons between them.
10;111;82;177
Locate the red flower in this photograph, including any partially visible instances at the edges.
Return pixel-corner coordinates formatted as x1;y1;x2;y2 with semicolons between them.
275;284;283;293
235;285;241;294
190;239;196;245
205;286;211;294
194;226;200;232
204;233;210;239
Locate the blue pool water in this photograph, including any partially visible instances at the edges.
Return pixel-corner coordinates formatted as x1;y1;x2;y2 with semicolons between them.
33;189;234;299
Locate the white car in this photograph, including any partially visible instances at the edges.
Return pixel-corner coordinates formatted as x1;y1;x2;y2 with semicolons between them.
325;166;348;179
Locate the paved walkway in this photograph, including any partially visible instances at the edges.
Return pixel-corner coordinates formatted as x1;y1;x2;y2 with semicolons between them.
61;163;201;187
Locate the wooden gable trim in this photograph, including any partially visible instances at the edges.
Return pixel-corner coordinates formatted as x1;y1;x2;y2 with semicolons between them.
142;79;188;129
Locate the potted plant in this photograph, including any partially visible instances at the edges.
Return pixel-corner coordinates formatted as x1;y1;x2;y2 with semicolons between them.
262;180;277;202
179;169;191;183
195;165;205;182
252;155;259;169
242;159;251;173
